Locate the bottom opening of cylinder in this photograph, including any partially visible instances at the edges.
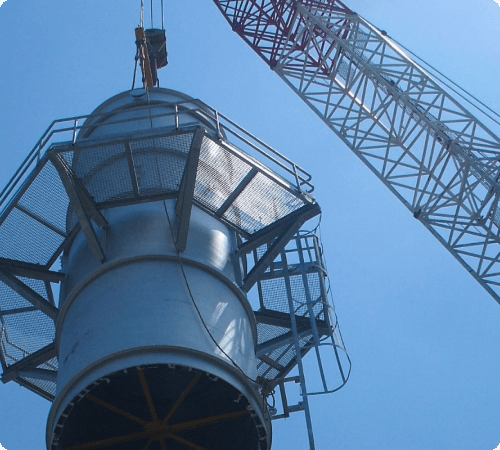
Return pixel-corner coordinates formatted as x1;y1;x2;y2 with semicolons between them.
50;364;269;450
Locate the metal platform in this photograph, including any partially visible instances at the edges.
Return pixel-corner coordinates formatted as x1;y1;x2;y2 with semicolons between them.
0;94;348;426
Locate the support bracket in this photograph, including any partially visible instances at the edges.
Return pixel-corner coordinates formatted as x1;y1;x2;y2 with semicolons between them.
0;268;59;321
0;257;65;283
175;127;203;252
1;343;57;384
50;153;107;263
238;203;321;255
239;203;320;292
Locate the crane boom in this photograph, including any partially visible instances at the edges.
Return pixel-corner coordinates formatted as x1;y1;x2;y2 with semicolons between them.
213;0;500;304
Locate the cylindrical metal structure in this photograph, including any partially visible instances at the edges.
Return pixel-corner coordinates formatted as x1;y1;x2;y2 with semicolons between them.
46;89;271;450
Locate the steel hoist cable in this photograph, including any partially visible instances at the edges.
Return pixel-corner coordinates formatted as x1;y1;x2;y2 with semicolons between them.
140;0;165;29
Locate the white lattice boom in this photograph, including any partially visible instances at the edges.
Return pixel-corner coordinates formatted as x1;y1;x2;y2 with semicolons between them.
213;0;500;303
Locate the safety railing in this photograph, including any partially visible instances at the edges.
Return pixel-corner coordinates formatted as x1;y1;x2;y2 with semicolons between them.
0;97;314;214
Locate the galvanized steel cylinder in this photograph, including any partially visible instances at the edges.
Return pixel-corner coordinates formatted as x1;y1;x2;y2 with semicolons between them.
46;89;271;450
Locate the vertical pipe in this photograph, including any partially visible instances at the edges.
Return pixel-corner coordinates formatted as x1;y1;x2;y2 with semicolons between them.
297;235;329;392
72;119;78;145
313;235;347;384
282;250;316;450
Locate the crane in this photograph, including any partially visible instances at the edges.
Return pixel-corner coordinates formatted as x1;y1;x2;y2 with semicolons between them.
211;0;500;306
0;1;500;450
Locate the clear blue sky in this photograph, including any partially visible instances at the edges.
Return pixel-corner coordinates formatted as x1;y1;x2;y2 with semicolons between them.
1;1;500;449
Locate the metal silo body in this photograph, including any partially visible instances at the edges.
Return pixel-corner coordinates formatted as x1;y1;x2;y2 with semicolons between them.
0;85;347;449
47;89;271;449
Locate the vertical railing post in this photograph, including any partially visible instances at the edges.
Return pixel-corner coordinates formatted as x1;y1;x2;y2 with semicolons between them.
282;249;316;450
72;119;79;145
215;110;222;140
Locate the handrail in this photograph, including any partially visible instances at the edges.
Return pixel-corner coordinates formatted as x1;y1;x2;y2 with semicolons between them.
0;99;314;211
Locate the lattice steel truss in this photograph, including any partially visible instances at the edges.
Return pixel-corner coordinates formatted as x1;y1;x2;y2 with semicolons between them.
214;0;500;304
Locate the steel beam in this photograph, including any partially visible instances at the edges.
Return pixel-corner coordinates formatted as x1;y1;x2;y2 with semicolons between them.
0;257;65;283
17;367;57;383
254;309;330;333
175;127;203;252
257;328;317;357
242;212;312;292
125;142;140;198
0;306;37;317
1;342;57;384
215;168;258;217
50;153;107;263
15;204;67;238
258;354;284;370
238;202;320;255
0;268;59;320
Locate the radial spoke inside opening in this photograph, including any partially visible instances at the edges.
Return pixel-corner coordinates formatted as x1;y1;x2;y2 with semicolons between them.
169;434;206;450
163;373;201;424
66;430;150;450
138;368;160;422
168;409;249;434
86;394;148;426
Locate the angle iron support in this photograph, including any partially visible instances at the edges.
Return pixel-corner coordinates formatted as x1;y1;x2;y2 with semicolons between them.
0;306;37;317
71;171;108;230
50;153;107;263
254;309;330;333
47;224;81;268
15;204;67;238
216;167;258;217
17;368;57;383
258;354;285;371
256;328;317;357
277;379;291;419
242;217;307;293
239;202;321;255
0;257;65;283
1;342;57;384
0;268;59;321
125;142;140;198
256;260;324;281
175;127;204;252
45;280;56;306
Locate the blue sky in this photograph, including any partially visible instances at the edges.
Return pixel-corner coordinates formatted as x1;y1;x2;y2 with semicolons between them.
1;1;500;449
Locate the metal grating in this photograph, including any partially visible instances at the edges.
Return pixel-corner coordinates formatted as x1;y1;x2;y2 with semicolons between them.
195;138;253;212
253;233;349;392
256;322;290;345
17;162;68;234
0;206;66;264
0;107;317;401
1;307;55;364
223;172;306;233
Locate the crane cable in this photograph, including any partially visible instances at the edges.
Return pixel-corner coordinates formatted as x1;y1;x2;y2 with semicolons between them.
140;0;165;30
161;198;262;387
134;0;166;89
